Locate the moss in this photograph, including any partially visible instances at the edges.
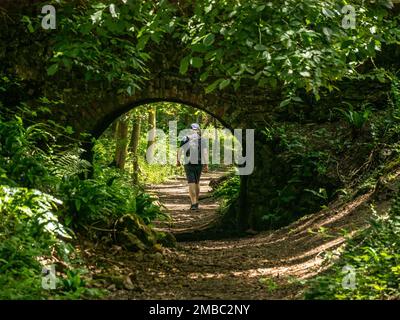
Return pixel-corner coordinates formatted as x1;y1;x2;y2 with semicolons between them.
115;214;176;251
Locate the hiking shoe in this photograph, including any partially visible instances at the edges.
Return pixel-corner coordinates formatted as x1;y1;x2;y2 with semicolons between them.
190;203;199;210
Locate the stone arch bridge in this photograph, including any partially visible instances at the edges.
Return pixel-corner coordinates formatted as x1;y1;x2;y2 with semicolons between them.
56;74;280;231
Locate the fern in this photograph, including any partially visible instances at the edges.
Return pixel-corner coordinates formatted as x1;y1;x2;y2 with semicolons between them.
51;148;92;178
335;102;372;132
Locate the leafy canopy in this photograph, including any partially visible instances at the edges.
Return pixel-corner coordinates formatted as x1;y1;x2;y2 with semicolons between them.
12;0;400;102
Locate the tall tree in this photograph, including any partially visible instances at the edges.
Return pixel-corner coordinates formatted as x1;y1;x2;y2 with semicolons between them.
195;111;202;125
111;120;118;139
146;105;157;163
114;114;130;169
129;113;142;183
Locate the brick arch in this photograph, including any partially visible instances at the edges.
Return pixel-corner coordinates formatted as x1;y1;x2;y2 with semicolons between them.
60;76;276;232
62;77;278;137
91;97;232;139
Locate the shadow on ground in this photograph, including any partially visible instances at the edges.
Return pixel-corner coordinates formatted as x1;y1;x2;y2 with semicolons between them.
81;168;388;299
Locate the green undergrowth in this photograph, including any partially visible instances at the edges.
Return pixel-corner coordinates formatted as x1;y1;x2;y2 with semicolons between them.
305;193;400;300
213;173;240;204
258;75;400;228
0;114;169;299
94;130;183;185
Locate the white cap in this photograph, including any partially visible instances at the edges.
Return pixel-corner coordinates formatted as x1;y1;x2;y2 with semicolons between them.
190;123;200;130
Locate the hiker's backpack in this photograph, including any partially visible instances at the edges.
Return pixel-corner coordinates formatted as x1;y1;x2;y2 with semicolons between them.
182;133;203;164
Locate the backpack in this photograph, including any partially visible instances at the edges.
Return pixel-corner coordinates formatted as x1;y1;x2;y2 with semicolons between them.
182;133;202;164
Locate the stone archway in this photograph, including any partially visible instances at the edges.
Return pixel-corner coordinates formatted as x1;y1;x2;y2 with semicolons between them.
61;76;273;139
52;75;276;232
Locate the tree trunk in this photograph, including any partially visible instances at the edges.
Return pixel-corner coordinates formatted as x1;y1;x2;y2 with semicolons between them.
129;115;141;183
196;112;202;124
146;106;156;163
111;120;118;139
183;113;189;126
114;115;130;170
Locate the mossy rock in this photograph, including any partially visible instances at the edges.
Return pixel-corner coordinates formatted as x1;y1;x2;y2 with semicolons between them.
115;214;176;251
115;214;157;251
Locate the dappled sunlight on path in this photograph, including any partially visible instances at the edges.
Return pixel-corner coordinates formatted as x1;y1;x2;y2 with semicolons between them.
92;173;386;300
148;170;223;234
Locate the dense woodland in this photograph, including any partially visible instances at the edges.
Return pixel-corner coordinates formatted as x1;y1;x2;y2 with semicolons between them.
0;0;400;300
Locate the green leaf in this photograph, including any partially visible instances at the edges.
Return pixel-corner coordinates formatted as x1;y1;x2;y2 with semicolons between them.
179;55;190;74
262;51;271;60
279;99;291;107
92;3;107;10
256;5;265;12
76;198;81;210
254;44;267;51
219;79;231;90
300;71;311;77
200;72;209;82
80;23;93;35
91;10;103;24
27;23;35;33
137;35;149;50
292;96;303;102
190;57;203;68
204;50;216;61
205;4;212;13
65;126;74;134
203;33;215;46
322;8;334;18
246;39;253;47
205;79;222;94
21;16;34;33
47;64;59;76
191;43;207;52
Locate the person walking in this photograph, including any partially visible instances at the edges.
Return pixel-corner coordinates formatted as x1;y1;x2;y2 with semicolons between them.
177;123;208;210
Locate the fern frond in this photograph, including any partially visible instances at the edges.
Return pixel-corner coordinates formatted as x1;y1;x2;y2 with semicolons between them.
51;148;91;178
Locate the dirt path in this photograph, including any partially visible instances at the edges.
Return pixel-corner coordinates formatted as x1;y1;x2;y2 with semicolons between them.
147;170;224;235
85;170;385;299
